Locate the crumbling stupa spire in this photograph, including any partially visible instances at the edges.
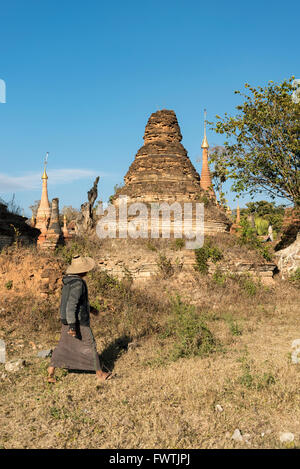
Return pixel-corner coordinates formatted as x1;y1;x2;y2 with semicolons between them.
35;153;51;230
47;198;62;236
62;214;72;242
38;198;64;250
200;110;214;196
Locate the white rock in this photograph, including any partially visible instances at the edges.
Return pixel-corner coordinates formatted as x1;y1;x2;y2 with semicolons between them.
0;339;5;363
279;432;294;443
37;349;52;358
291;339;300;364
215;404;223;412
5;359;25;373
232;429;243;442
275;233;300;279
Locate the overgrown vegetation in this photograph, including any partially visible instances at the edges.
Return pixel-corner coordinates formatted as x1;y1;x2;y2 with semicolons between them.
87;270;165;341
243;200;286;234
55;237;101;264
171;238;185;251
224;313;243;336
194;240;223;273
1;241;300;449
161;296;217;361
237;354;276;391
289;268;300;288
157;254;174;278
237;219;273;261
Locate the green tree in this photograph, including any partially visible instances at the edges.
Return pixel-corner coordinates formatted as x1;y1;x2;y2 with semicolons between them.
209;145;228;205
242;200;285;232
210;77;300;206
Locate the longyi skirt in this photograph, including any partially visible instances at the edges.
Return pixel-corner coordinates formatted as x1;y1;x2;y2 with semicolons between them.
50;324;101;372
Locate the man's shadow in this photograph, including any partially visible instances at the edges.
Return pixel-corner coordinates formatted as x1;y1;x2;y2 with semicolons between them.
99;335;132;372
68;335;132;375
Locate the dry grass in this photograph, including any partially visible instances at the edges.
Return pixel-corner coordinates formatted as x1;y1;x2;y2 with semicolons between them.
1;260;300;449
1;236;300;449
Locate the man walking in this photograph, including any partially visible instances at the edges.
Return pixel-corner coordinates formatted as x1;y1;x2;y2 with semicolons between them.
47;255;112;383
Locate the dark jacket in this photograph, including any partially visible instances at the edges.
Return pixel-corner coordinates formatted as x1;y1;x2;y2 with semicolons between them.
60;275;90;328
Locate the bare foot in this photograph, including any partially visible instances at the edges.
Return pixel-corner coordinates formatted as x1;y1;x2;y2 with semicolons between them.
96;371;113;381
47;366;56;383
47;377;57;383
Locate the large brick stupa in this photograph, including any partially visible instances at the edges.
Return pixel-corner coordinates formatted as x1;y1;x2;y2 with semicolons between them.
112;109;231;235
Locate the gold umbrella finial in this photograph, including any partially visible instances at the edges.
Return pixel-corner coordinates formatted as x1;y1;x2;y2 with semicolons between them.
42;152;49;179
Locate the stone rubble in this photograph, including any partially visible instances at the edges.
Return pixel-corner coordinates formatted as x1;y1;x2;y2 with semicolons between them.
279;432;294;443
37;349;53;358
215;404;223;412
4;359;26;373
275;232;300;279
0;202;39;251
231;429;244;442
0;339;5;363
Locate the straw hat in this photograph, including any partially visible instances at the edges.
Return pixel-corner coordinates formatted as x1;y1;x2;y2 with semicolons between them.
66;255;95;274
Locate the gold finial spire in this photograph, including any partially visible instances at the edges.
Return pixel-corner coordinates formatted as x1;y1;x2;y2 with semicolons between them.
200;109;214;195
201;109;209;149
42;152;49;180
35;152;51;230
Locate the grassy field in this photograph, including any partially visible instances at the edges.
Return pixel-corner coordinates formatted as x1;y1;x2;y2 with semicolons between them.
1;248;300;449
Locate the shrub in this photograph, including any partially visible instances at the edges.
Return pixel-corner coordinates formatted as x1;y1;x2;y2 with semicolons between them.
5;280;13;290
238;219;260;248
164;295;217;360
194;241;223;273
225;314;243;336
172;238;185;251
238;219;273;261
260;245;273;261
157;254;174;278
238;356;276;390
212;267;227;286
289;268;300;287
55;238;99;264
239;275;258;296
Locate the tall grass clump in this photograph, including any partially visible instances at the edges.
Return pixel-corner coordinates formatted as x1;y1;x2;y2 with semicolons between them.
163;295;217;360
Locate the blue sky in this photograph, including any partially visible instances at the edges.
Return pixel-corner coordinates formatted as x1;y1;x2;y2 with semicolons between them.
0;0;298;216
